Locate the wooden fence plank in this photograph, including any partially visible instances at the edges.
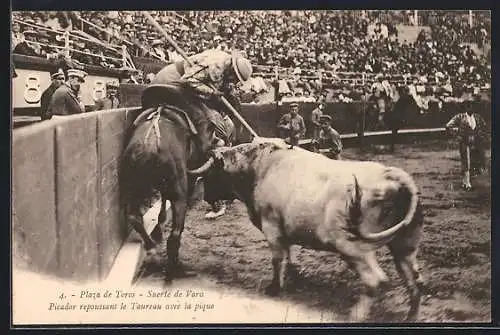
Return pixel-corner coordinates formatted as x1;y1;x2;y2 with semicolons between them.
12;122;58;275
54;114;100;280
96;110;129;280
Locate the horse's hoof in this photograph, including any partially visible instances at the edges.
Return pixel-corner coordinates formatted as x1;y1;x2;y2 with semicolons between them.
166;263;198;279
163;276;174;287
144;248;162;267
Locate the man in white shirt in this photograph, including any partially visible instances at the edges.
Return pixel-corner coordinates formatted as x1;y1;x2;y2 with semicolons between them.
445;98;489;190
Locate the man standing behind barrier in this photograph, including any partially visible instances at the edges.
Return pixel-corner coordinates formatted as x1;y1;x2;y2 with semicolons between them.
314;115;343;160
277;102;306;146
47;69;87;118
40;69;65;121
94;81;120;111
311;101;324;140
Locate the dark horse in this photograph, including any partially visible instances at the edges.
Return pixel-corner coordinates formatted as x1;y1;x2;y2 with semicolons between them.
120;83;219;281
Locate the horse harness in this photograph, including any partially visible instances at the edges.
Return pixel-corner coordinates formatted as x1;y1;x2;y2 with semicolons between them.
137;104;202;157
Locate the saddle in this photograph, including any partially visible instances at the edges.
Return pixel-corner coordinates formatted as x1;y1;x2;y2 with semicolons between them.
135;83;215;136
141;83;196;111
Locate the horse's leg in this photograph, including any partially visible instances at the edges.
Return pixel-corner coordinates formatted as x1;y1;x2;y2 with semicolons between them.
165;195;197;282
151;191;167;244
164;174;194;279
127;203;157;254
166;197;187;268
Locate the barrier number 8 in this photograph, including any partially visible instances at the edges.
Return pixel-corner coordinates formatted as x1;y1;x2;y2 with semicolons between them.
24;75;41;104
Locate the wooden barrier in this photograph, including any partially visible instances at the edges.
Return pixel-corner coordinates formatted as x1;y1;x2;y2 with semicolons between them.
55;114;100;279
12;121;59;275
12;107;142;282
96;110;129;279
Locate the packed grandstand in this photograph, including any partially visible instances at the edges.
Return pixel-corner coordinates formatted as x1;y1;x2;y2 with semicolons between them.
12;10;491;105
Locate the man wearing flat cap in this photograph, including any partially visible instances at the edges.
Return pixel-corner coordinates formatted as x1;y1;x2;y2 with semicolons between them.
47;68;87;117
94;81;120;111
40;68;65;120
311;101;325;140
277;101;306;146
313;114;343;160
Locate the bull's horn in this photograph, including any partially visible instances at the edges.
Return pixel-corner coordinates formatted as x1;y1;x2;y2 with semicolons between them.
187;157;215;175
358;171;420;242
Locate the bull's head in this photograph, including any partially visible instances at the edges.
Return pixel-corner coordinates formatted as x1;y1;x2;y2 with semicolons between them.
188;142;285;201
188;141;285;176
188;147;236;201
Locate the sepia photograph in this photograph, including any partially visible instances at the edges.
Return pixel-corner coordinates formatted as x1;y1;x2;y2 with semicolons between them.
11;9;491;325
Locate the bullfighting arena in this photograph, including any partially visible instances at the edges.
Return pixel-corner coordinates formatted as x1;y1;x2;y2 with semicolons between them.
134;140;491;323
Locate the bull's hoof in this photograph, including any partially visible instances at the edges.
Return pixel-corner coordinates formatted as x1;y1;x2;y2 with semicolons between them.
144;248;162;268
264;282;281;297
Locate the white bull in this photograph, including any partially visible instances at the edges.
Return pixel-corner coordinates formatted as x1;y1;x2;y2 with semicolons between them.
189;141;424;322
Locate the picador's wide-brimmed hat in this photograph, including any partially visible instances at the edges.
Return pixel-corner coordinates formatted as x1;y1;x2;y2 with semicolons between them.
231;50;253;84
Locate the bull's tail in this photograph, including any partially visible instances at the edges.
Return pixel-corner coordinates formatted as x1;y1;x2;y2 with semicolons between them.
352;168;419;242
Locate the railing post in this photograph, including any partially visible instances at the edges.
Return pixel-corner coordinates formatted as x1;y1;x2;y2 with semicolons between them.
64;31;70;58
121;45;127;68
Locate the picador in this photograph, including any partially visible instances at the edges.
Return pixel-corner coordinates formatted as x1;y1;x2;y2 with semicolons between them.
120;48;253;282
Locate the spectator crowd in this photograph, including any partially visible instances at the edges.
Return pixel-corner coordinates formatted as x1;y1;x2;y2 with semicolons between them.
12;10;491;106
